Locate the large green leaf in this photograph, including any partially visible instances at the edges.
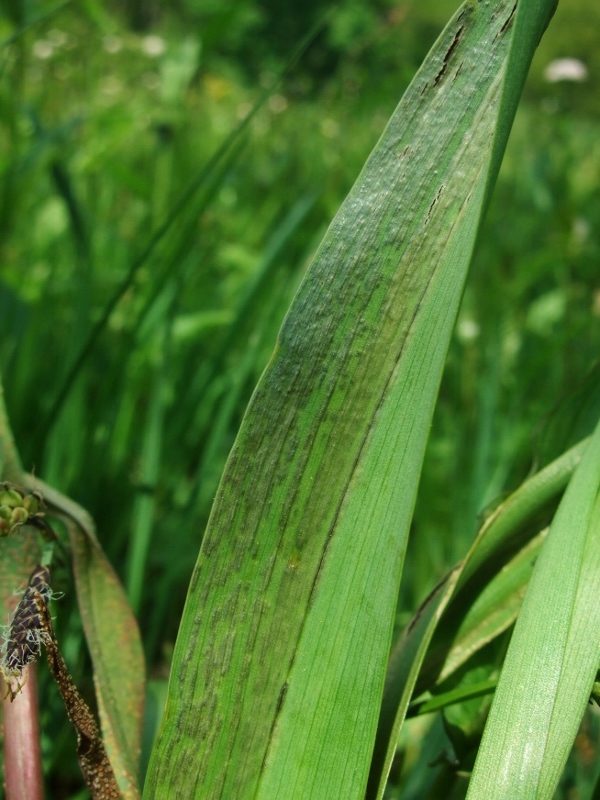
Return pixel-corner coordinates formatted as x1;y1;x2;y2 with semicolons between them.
144;1;557;797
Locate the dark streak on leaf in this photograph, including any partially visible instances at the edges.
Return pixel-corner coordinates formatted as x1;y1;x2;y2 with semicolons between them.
260;680;290;775
426;186;444;224
434;25;464;87
498;2;517;37
406;568;459;635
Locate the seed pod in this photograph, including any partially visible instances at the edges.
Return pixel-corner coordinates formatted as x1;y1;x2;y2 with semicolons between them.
0;488;24;508
22;493;40;516
10;507;29;527
0;566;52;680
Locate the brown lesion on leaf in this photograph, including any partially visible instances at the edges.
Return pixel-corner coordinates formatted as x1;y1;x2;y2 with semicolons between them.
496;2;517;38
434;25;464;87
275;681;288;715
426;185;445;225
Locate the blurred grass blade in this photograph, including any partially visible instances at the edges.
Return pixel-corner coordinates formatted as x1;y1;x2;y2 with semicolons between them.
26;476;145;800
144;1;557;798
0;0;72;49
126;301;172;616
0;373;23;485
36;18;330;453
466;417;600;798
369;439;586;800
172;192;316;450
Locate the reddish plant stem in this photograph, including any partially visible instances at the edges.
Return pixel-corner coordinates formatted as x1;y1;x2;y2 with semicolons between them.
1;664;45;800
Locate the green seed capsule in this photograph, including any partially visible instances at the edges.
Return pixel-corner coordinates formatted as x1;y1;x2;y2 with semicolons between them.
22;495;39;515
10;507;29;526
0;489;24;508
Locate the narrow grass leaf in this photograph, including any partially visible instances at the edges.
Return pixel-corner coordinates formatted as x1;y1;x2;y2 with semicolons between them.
36;20;328;453
409;678;498;718
466;418;600;799
126;306;172;616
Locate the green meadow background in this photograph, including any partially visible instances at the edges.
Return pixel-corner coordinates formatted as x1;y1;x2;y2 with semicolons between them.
1;0;599;795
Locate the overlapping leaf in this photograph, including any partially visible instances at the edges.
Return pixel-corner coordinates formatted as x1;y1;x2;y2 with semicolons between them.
26;476;145;800
466;418;600;798
368;439;586;799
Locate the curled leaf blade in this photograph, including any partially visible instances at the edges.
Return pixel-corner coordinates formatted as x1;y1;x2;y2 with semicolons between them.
26;477;145;800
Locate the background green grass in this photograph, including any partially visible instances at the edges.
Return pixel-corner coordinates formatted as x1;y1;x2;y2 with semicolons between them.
1;0;600;796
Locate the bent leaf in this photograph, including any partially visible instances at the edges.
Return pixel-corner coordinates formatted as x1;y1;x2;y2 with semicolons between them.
34;583;121;800
144;1;557;798
26;476;145;800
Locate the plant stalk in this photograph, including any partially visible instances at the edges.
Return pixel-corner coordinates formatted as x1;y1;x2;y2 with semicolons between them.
1;665;45;800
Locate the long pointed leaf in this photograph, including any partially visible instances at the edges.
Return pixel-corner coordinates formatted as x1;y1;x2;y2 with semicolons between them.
144;1;556;797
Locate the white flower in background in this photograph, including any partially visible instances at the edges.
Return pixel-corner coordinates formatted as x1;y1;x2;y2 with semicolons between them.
456;317;480;343
142;35;166;57
33;40;53;59
544;58;588;83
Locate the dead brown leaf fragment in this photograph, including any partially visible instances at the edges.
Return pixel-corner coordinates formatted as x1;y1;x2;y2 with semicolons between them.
33;590;121;800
